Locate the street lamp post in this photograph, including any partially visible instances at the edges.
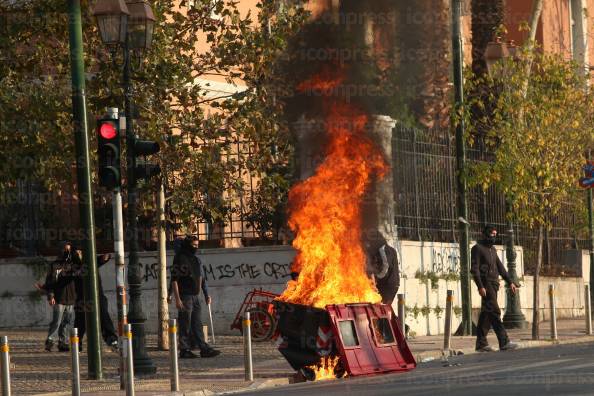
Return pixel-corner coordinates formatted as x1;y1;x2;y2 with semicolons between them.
484;41;528;329
93;0;157;375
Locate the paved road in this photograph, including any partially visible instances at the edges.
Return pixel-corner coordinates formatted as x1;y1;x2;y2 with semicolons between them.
238;342;594;396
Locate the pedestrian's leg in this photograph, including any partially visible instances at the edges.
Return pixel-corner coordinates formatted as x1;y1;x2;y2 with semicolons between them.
476;289;496;350
189;296;209;351
74;301;86;350
475;310;492;350
99;295;118;346
57;305;73;347
178;295;193;353
486;286;510;348
46;304;64;350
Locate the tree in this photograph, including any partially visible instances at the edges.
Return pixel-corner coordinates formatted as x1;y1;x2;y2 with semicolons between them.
471;0;505;76
0;0;308;247
465;51;594;339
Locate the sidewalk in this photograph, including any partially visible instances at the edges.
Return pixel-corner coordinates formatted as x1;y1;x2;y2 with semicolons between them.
3;318;593;395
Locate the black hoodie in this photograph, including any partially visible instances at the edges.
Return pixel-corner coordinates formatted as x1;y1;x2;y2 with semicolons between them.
470;240;513;290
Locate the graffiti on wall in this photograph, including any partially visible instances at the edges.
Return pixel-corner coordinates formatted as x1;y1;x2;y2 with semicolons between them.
142;261;291;283
430;245;460;274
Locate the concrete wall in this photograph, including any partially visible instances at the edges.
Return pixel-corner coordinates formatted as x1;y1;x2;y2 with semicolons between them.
0;243;590;337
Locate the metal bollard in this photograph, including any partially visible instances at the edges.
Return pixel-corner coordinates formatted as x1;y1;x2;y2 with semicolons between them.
397;294;406;337
443;290;454;352
168;319;180;392
585;284;592;336
549;284;558;340
70;329;81;396
1;336;11;396
123;324;135;396
243;312;254;381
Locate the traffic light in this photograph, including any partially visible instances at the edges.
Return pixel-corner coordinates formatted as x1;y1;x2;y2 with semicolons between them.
97;115;121;189
131;137;161;185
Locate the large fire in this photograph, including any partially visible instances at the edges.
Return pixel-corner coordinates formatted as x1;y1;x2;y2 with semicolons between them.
279;69;386;308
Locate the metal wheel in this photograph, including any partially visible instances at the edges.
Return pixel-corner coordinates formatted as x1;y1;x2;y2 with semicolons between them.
247;307;276;342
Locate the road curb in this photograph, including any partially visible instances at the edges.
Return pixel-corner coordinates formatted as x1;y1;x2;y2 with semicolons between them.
415;335;594;362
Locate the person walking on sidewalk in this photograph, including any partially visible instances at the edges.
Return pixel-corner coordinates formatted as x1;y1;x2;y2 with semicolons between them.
171;235;220;359
41;241;76;352
471;224;519;352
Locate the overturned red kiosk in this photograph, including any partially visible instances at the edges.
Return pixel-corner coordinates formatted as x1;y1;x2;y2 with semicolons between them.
272;300;416;381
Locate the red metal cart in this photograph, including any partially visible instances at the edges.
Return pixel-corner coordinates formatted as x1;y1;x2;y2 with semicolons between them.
231;288;280;341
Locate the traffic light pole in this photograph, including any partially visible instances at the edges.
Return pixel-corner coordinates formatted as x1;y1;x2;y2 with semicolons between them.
451;0;473;336
112;187;128;389
67;0;102;379
123;36;157;376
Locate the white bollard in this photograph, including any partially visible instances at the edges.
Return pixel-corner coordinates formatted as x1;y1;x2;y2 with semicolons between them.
243;312;254;381
443;290;454;352
397;294;406;337
1;336;11;396
585;284;592;336
123;324;135;396
70;329;81;396
169;319;179;392
549;284;558;341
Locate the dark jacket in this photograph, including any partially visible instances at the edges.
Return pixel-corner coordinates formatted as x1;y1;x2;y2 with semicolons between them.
45;256;77;306
471;240;513;290
373;244;400;304
171;247;209;298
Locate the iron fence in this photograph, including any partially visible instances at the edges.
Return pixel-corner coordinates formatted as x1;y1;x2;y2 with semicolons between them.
392;125;590;274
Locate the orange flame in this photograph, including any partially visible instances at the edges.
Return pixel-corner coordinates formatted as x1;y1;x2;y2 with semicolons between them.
279;70;386;308
309;357;343;381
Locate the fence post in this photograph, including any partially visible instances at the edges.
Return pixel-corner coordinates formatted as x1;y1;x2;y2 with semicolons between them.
586;284;592;336
1;336;10;396
443;290;454;352
397;294;406;337
168;319;179;392
70;329;81;396
549;284;557;340
243;312;254;381
124;324;135;396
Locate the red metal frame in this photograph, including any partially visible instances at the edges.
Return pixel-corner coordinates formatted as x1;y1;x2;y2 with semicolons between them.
230;288;279;332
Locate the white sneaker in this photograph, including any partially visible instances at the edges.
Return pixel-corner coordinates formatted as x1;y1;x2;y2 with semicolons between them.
500;342;519;351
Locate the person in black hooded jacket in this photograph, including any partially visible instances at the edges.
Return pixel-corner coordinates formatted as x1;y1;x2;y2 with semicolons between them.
171;235;220;359
40;242;76;352
471;224;519;352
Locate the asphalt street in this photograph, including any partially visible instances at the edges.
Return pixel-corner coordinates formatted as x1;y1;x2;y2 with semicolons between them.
238;342;594;396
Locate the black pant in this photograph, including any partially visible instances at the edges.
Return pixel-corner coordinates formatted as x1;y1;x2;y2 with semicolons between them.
75;295;118;347
178;294;209;352
476;282;509;349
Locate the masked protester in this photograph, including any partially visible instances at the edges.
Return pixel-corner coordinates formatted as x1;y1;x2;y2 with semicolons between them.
40;241;76;352
171;235;220;359
367;237;400;305
471;224;519;352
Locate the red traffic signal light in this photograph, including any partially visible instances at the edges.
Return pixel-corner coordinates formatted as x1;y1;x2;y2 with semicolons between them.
99;122;117;139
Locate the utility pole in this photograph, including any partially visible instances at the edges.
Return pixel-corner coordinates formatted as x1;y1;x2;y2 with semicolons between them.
124;32;157;374
451;0;472;336
158;182;169;350
67;0;102;379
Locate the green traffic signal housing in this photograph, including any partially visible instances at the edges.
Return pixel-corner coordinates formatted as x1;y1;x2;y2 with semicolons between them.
131;137;161;184
97;116;121;189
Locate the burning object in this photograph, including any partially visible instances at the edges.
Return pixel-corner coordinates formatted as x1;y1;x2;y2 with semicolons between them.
273;301;416;380
274;65;416;379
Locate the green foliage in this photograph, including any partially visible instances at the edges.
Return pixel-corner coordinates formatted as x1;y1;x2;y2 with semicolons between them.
433;305;444;318
415;270;437;290
464;51;593;230
453;306;462;318
0;0;308;231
